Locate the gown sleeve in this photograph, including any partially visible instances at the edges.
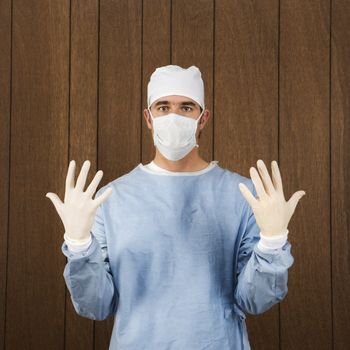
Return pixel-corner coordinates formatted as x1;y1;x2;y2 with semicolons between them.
61;186;119;320
233;179;294;315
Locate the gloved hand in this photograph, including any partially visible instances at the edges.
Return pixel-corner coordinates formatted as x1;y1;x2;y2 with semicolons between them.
238;159;306;237
45;159;113;243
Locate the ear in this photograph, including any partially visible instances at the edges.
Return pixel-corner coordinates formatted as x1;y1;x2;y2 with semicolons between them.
200;109;210;128
143;108;152;130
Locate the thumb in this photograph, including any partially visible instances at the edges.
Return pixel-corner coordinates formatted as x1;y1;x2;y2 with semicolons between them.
45;192;63;215
94;187;113;207
238;182;255;208
288;190;306;213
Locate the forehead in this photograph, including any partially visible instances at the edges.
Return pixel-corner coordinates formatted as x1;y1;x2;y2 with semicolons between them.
152;95;198;106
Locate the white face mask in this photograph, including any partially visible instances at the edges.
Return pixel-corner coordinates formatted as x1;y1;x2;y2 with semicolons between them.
148;108;204;161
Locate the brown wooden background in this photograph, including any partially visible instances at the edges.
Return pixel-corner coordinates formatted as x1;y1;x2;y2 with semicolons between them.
0;0;349;349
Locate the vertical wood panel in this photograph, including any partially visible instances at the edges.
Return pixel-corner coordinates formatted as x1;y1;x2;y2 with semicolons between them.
172;0;214;162
332;0;350;348
66;1;99;349
280;1;332;348
215;1;280;348
96;0;142;348
142;0;171;162
6;0;69;349
0;0;11;349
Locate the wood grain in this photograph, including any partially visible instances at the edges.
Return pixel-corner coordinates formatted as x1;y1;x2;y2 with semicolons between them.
1;0;349;349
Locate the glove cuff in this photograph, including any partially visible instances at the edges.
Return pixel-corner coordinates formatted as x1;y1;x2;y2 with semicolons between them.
64;232;92;245
258;229;289;251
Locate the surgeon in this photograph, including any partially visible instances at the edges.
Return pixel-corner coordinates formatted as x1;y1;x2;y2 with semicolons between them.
46;65;306;349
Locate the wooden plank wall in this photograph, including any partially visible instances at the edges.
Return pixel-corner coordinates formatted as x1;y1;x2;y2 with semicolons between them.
0;0;349;349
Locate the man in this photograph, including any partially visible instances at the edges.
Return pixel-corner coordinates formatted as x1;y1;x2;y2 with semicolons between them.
46;65;305;349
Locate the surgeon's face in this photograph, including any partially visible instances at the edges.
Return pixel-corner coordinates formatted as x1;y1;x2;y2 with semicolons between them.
143;95;210;141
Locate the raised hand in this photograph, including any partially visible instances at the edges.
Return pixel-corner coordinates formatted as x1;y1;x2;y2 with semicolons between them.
45;160;113;242
238;159;306;237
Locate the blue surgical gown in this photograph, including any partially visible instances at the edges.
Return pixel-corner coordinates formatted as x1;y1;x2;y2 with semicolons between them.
61;162;294;349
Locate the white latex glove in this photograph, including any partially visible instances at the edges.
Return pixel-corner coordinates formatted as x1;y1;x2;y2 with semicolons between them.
45;159;113;243
238;159;306;237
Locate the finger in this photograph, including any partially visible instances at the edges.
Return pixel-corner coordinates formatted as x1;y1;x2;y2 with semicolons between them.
85;170;104;198
65;160;76;192
287;190;306;213
256;159;275;195
250;166;269;201
46;192;63;216
238;182;258;208
75;160;91;192
271;160;284;195
94;187;113;207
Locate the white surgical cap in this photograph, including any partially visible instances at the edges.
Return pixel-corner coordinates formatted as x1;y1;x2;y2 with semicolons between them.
147;65;205;110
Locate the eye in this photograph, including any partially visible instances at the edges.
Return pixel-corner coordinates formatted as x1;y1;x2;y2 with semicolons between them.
182;106;192;112
158;106;168;111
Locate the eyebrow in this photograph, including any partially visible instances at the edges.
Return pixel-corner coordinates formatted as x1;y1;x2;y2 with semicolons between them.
154;100;197;108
